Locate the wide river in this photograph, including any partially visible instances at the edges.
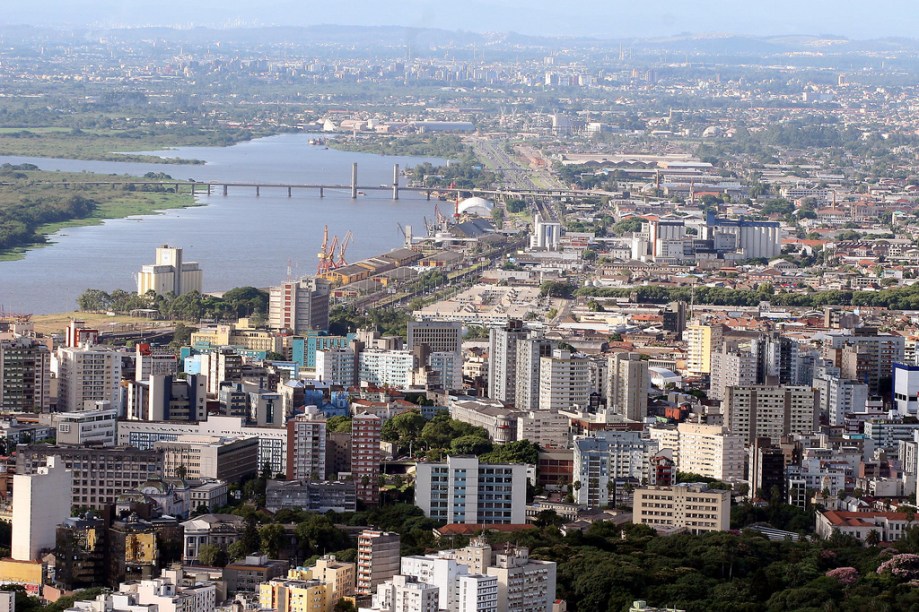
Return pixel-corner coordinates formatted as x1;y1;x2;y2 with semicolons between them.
0;134;447;314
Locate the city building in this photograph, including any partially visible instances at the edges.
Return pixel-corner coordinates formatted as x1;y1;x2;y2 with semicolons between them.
352;411;382;505
514;337;556;411
56;345;123;412
181;514;245;563
893;362;919;417
414;456;527;524
286;406;327;481
632;483;731;534
367;574;440;612
316;348;357;387
685;324;714;375
606;352;650;421
137;244;203;297
12;455;72;561
53;407;118;446
155;434;259;482
359;350;416;389
488;320;527;403
725;385;819;444
572;431;659;508
816;510;913;543
516;410;569;449
269;276;332;334
408;320;463;390
16;445;161;510
265;480;356;513
0;337;51;413
538;350;591;412
117;415;289;477
486;545;556;612
357;530;401;596
673;423;744;482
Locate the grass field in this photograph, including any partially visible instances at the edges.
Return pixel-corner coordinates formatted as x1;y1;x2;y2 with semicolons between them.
30;311;178;336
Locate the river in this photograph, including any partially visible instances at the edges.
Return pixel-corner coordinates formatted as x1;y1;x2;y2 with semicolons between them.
0;134;447;314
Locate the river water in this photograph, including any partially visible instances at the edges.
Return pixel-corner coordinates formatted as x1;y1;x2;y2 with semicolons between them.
0;134;446;314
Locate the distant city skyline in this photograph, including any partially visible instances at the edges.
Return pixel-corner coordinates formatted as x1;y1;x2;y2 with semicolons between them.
5;1;919;41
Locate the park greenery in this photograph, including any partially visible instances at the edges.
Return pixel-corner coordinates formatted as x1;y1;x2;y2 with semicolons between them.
76;286;268;322
576;281;919;310
328;134;470;159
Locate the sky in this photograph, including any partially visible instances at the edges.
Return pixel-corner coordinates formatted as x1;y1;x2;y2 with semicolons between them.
5;1;918;40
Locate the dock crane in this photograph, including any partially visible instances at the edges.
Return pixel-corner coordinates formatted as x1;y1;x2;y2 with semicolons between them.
335;231;352;268
316;225;330;274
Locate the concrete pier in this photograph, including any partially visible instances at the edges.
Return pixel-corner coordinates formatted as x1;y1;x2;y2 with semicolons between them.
392;163;399;200
351;163;358;199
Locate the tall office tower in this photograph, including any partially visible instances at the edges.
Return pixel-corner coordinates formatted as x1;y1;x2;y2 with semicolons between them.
537;349;591;411
0;338;51;413
414;456;527;524
514;337;557;411
408;320;462;389
709;340;758;401
285;406;327;481
606;352;649;421
57;345;123;412
754;333;801;386
661;301;687;338
357;530;401;596
137;244;202;297
749;437;786;500
268;276;331;334
352;412;382;506
12;456;72;561
813;374;868;426
488;319;527;403
726;385;819;444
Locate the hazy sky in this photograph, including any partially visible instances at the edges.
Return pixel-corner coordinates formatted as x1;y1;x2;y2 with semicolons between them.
5;1;917;40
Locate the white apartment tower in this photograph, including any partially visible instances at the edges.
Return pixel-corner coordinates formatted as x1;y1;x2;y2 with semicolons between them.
514;337;556;411
488;320;527;403
538;349;590;412
56;345;123;412
12;455;73;561
137;244;202;297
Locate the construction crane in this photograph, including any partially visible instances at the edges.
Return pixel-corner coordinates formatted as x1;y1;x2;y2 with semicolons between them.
335;231;352;268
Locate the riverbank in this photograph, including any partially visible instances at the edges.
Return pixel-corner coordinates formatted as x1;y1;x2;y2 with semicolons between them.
0;169;198;261
0;127;272;164
327;134;469;159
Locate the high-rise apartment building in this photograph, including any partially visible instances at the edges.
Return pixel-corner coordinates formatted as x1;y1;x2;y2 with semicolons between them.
286;406;327;481
726;385;819;444
56;345;123;412
408;320;462;390
488;320;527;403
538;349;590;411
685;324;714;375
514;337;556;411
673;423;744;482
268;276;331;334
825;330;905;395
352;412;382;505
606;352;649;421
0;337;51;413
137;244;202;297
315;348;356;387
357;530;401;596
486;546;556;612
572;431;659;508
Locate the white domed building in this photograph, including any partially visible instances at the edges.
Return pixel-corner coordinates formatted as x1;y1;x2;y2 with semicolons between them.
456;196;494;217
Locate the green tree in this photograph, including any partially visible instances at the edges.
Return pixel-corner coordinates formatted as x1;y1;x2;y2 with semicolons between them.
197;543;228;567
259;523;286;558
326;416;352;433
450;435;493;456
